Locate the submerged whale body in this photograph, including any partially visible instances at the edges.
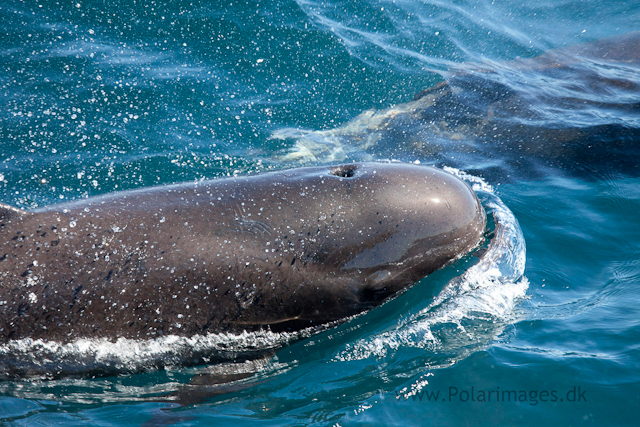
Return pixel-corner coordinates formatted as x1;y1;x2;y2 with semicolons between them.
0;162;485;378
277;32;640;181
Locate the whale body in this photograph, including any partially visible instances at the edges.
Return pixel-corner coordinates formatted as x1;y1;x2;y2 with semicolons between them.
0;163;485;377
277;32;640;181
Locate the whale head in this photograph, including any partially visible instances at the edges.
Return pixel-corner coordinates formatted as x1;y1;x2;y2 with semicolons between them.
227;162;487;332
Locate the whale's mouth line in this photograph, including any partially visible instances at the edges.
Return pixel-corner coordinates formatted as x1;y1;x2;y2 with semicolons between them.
232;315;303;326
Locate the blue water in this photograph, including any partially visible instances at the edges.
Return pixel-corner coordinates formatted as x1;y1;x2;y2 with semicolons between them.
1;0;640;425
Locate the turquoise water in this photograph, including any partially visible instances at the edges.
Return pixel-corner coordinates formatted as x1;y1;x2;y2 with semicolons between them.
1;0;639;425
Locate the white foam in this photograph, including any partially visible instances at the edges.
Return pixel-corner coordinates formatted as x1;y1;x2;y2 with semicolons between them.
0;330;296;379
335;172;528;363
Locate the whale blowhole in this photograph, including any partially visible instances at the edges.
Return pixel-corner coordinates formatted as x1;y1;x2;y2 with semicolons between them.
330;164;357;178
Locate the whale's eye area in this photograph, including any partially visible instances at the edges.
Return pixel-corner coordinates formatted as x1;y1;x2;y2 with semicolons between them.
330;164;358;178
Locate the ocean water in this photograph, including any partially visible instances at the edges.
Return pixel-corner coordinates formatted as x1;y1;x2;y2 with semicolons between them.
1;0;639;425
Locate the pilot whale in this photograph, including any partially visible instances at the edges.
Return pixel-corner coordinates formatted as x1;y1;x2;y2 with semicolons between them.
275;32;640;181
0;162;485;378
